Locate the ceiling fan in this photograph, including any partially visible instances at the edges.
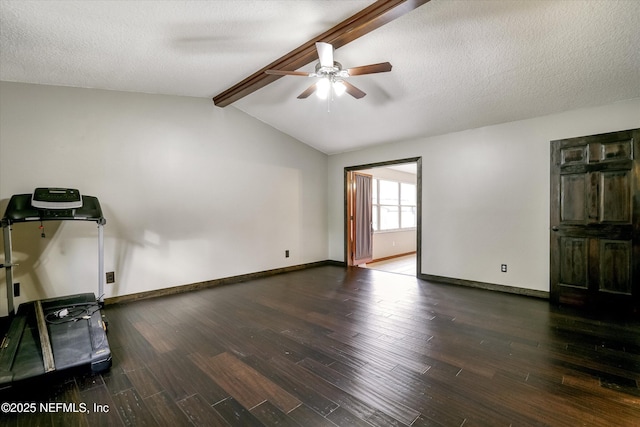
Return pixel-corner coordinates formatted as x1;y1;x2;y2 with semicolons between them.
265;42;392;100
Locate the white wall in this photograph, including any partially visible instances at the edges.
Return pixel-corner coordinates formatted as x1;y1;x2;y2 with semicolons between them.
328;98;640;292
372;230;416;260
0;82;328;315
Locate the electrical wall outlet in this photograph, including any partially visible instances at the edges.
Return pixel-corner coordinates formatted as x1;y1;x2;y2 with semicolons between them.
501;264;507;273
285;250;290;258
106;271;115;283
13;282;20;297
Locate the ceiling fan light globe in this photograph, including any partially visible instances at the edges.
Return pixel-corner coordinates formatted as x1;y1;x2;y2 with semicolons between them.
316;78;331;99
333;80;346;97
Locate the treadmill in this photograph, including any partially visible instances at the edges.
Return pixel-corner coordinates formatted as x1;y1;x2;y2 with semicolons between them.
0;188;112;389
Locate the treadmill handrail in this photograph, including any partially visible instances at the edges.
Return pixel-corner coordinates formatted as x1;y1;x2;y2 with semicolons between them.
1;194;106;225
1;192;107;314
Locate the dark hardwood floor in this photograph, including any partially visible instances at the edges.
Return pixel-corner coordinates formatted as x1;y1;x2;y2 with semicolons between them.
1;265;639;426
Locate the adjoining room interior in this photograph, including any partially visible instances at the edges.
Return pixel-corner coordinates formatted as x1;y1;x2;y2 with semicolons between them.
0;1;639;426
351;162;418;276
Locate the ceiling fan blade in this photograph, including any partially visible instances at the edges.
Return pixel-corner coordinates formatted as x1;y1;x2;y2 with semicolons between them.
343;81;366;99
265;70;310;77
297;83;317;99
316;42;334;68
346;62;392;76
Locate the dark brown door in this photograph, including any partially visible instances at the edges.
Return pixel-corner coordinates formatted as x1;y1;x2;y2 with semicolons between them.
550;129;639;312
347;171;373;266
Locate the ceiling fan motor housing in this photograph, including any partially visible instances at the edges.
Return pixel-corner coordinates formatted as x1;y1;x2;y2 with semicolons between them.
314;61;349;80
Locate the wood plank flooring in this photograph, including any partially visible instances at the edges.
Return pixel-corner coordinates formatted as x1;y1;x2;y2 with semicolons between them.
1;265;639;426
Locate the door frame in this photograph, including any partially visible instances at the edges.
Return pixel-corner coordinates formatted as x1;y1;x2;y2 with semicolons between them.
344;157;422;275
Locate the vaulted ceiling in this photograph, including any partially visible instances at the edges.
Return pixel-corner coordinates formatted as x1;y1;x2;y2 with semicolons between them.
1;1;639;154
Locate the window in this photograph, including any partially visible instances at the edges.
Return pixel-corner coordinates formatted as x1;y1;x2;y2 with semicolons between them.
372;178;416;231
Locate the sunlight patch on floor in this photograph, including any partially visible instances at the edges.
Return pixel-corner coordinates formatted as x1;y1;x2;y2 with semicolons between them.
360;254;416;276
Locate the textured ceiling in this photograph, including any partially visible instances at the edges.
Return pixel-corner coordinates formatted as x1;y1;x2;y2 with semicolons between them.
1;1;639;154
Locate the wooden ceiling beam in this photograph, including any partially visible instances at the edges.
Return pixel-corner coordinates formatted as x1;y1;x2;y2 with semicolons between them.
212;0;431;107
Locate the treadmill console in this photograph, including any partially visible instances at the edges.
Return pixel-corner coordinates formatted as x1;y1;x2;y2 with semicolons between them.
32;188;82;209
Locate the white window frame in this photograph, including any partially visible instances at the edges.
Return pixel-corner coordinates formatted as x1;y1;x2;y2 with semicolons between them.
372;178;417;233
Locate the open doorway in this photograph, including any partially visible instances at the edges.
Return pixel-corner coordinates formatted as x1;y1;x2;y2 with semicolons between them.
345;158;421;277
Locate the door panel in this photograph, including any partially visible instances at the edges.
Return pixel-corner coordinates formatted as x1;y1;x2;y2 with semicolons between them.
550;128;639;312
600;171;630;222
561;146;587;164
601;139;633;161
599;240;632;294
559;237;588;288
560;174;586;222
